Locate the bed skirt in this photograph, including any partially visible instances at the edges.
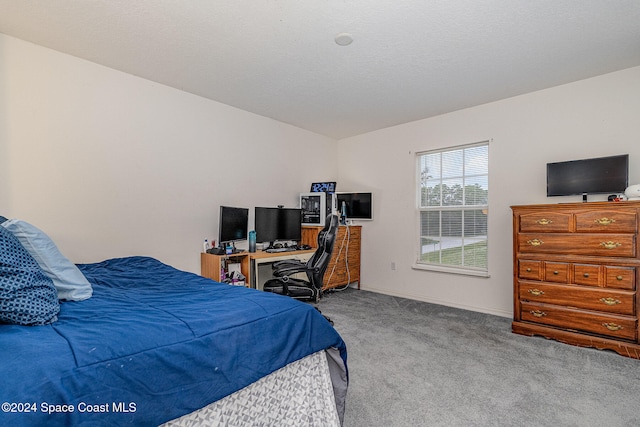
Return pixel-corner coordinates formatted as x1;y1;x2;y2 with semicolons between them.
162;348;347;426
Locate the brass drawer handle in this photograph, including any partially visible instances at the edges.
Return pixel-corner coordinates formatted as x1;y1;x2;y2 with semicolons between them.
527;239;544;247
583;273;589;278
536;218;553;225
526;267;532;272
616;275;624;281
530;310;546;318
553;271;559;275
602;323;623;331
595;217;616;226
528;289;545;296
600;241;622;250
600;297;621;306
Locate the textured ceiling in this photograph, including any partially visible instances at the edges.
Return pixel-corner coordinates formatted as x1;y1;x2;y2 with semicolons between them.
1;1;639;139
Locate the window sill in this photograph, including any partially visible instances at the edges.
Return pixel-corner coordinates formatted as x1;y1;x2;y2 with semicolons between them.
412;263;490;278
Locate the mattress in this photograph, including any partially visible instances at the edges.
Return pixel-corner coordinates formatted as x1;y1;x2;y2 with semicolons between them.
163;350;342;426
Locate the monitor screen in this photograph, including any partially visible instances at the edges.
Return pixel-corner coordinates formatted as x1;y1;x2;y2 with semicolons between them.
336;192;373;220
218;206;249;244
547;154;628;197
255;207;302;243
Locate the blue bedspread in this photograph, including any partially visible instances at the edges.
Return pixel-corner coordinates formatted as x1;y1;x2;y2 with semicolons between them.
0;256;347;426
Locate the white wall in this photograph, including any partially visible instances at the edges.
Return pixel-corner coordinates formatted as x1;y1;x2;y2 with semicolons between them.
4;33;640;318
0;36;9;213
1;34;338;273
338;66;640;317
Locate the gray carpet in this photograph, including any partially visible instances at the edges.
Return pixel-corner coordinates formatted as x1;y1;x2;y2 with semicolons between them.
319;288;640;427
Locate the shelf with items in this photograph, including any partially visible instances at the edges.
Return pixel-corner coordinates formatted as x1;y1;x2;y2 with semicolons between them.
201;252;251;287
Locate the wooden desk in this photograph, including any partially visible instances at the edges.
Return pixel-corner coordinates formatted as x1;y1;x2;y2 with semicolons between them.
301;225;361;290
201;249;316;289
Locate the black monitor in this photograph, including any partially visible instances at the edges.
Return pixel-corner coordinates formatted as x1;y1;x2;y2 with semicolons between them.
336;192;373;220
218;206;249;245
254;207;302;244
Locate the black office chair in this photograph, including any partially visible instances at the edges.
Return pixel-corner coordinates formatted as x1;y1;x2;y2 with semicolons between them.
263;214;339;303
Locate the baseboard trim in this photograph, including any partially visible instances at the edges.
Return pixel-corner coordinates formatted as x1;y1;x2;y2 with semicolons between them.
359;286;512;318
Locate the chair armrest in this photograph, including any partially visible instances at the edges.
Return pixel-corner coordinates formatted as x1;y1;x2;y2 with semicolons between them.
272;259;305;269
272;260;310;277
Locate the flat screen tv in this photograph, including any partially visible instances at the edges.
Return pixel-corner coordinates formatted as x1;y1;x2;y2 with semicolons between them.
254;207;302;243
335;192;373;220
218;206;249;245
546;154;628;200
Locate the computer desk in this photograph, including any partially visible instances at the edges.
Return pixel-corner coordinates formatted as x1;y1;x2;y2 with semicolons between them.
200;249;316;290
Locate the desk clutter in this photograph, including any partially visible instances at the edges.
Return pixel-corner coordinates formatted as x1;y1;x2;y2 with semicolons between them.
220;262;246;286
200;224;361;292
201;185;368;291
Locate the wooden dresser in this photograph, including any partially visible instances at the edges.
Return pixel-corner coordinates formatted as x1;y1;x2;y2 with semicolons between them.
301;225;361;290
511;201;640;359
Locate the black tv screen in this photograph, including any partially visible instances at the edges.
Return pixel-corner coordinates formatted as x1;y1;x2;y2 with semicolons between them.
336;192;373;220
254;207;302;243
546;154;628;197
219;206;249;244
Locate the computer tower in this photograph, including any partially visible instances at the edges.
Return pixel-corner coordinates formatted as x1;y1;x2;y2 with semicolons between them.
300;192;334;226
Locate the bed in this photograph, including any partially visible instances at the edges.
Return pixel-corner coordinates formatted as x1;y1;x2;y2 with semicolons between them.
0;220;347;426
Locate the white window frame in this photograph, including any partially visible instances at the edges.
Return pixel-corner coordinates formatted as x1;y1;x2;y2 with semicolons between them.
413;141;489;277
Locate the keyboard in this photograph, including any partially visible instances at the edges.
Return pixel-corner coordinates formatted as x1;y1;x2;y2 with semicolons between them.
265;247;296;253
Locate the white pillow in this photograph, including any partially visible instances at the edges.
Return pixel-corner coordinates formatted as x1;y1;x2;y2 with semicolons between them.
1;219;93;301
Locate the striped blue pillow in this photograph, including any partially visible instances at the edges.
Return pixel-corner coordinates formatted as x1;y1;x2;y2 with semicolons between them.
0;225;59;325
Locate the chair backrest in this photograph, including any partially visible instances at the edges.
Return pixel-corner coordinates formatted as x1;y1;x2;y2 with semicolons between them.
306;214;340;289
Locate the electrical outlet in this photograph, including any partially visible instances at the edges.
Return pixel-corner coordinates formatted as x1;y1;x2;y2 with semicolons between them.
391;262;396;271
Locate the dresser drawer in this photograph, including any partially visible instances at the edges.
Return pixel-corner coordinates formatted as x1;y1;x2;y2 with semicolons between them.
521;302;637;341
519;212;571;232
573;264;601;287
575;210;637;233
518;260;542;280
518;282;635;315
605;266;636;290
544;262;569;283
518;233;636;257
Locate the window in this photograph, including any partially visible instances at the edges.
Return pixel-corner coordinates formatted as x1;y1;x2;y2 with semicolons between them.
416;142;489;276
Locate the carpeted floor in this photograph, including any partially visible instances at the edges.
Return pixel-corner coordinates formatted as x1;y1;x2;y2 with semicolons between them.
319;288;640;427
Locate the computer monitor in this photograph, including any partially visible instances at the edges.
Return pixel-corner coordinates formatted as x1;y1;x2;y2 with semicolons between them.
336;192;373;220
218;206;249;245
254;207;302;244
